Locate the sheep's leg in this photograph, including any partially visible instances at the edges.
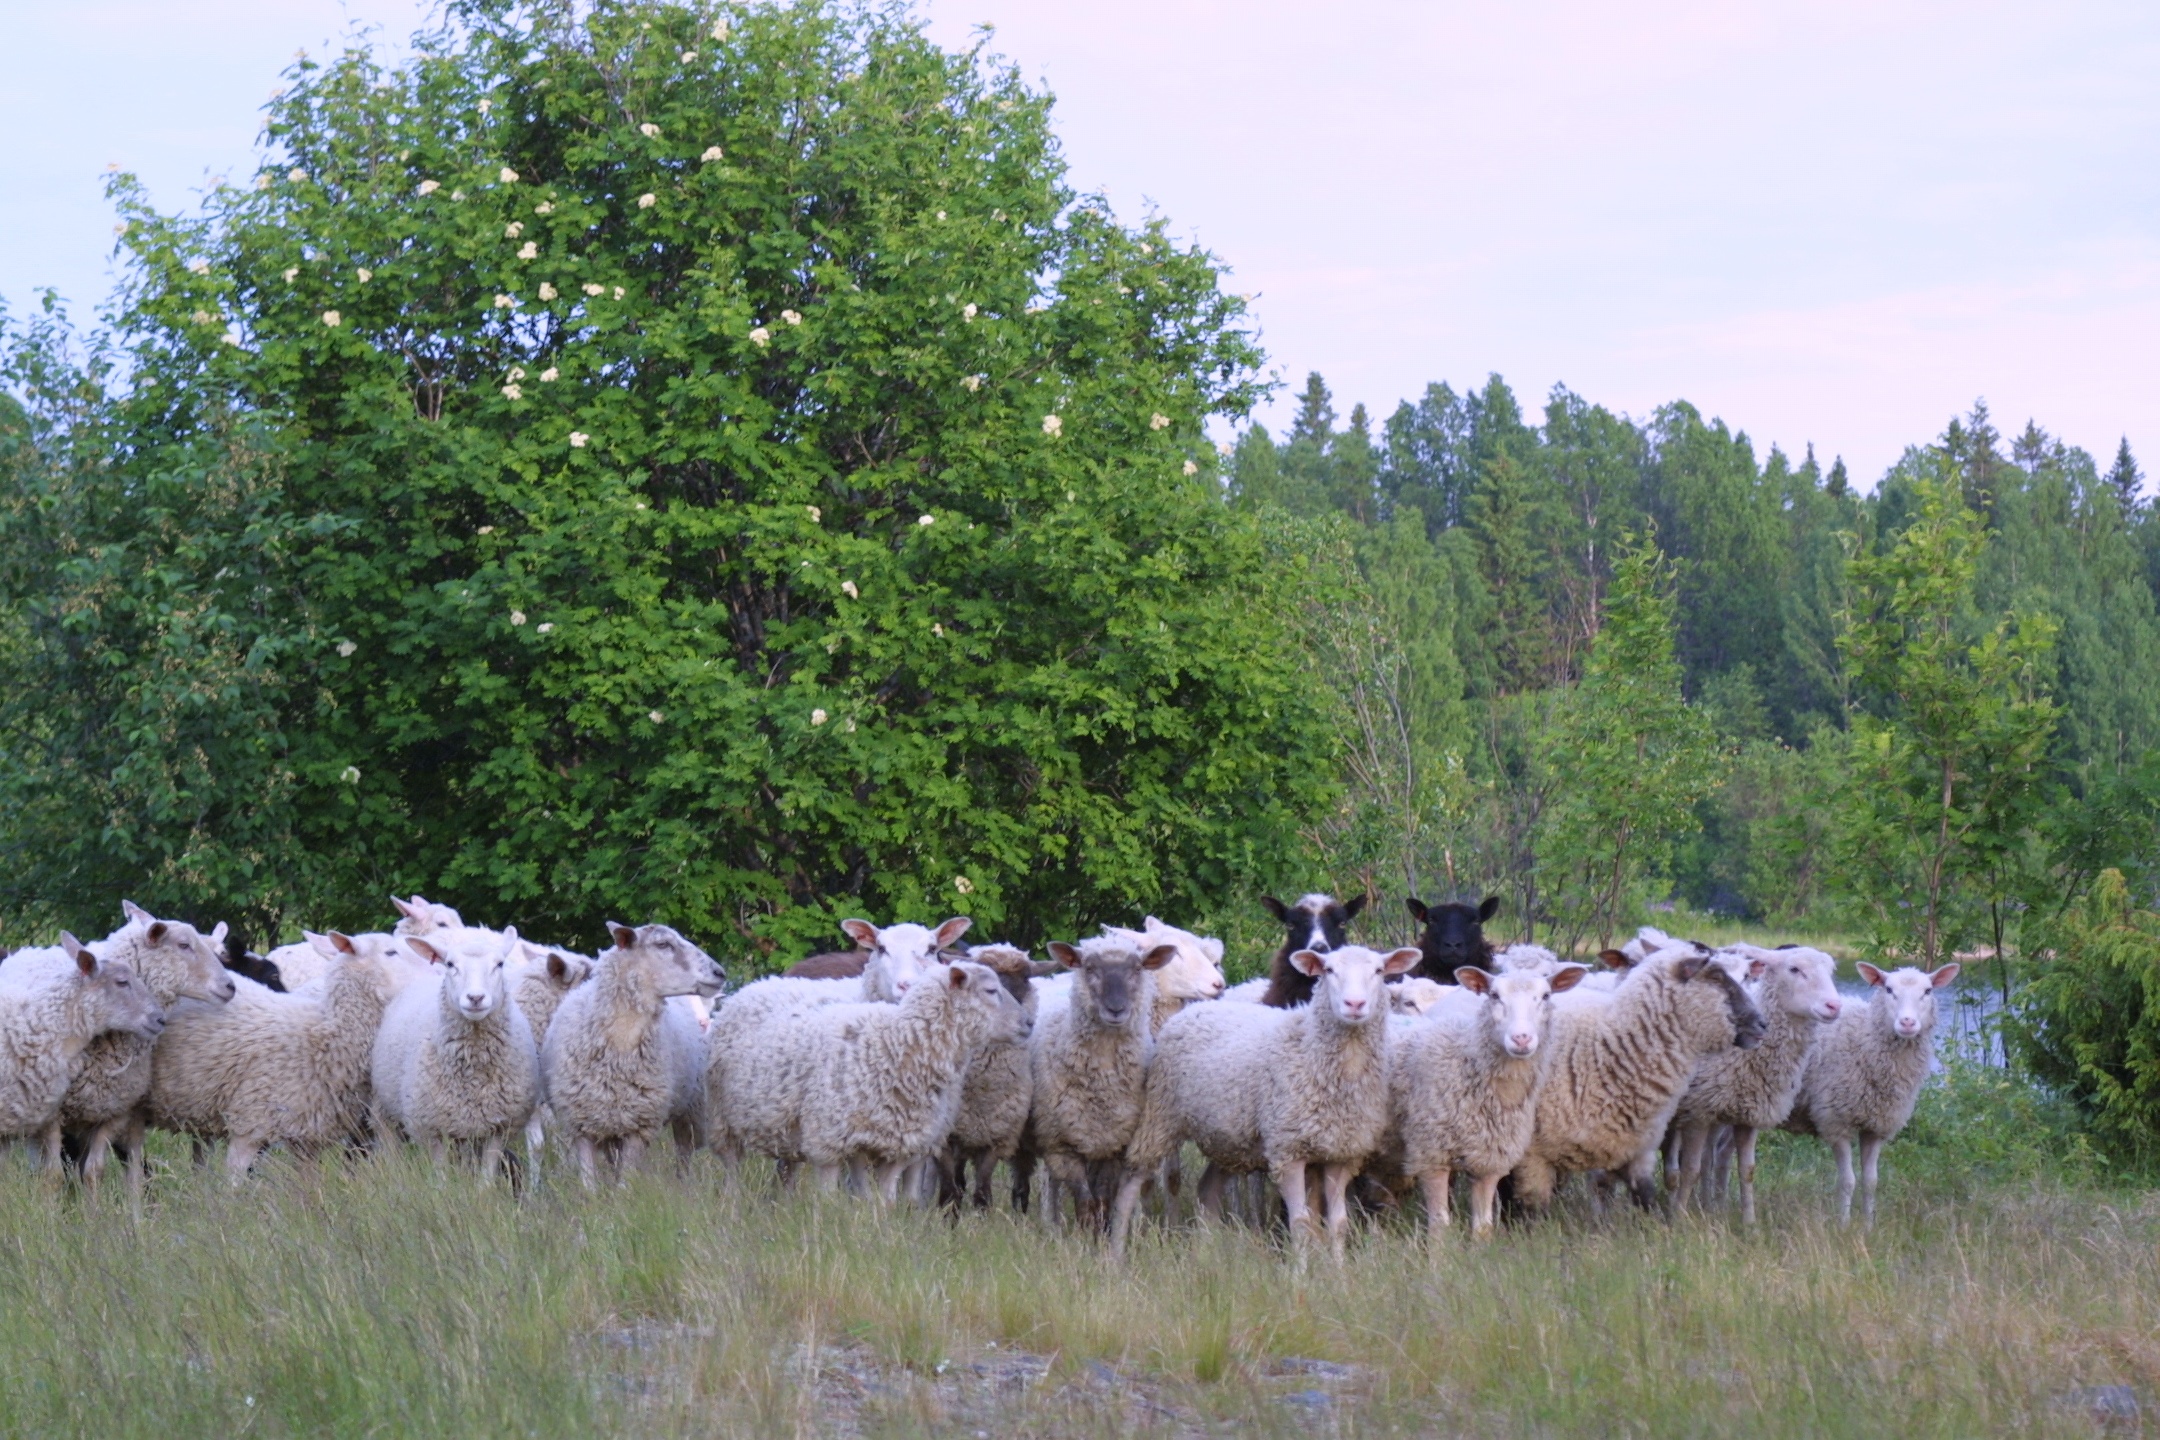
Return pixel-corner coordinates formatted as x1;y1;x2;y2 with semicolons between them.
1673;1125;1708;1212
80;1119;125;1196
370;1102;397;1152
811;1162;844;1191
871;1161;908;1204
970;1154;998;1210
36;1124;65;1188
478;1136;506;1184
1044;1154;1091;1229
1510;1159;1557;1218
1009;1151;1035;1214
225;1138;262;1182
1660;1126;1680;1189
1829;1137;1856;1222
1417;1168;1453;1247
1468;1173;1504;1240
1320;1164;1355;1262
1196;1162;1228;1223
1106;1169;1151;1259
1709;1127;1735;1203
616;1134;648;1183
426;1134;450;1167
1731;1127;1760;1223
573;1135;600;1190
1273;1159;1318;1256
1858;1134;1884;1226
122;1113;148;1208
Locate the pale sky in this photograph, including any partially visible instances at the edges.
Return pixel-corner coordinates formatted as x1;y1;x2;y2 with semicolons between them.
3;0;2152;484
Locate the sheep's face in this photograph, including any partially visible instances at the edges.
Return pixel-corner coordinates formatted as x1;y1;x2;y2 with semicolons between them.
605;922;724;999
305;929;437;1001
1406;894;1498;973
1858;961;1958;1039
424;928;518;1021
1455;963;1587;1056
60;936;165;1040
1741;944;1843;1023
1386;976;1449;1016
942;960;1024;1044
1105;920;1226;1003
1290;945;1419;1025
391;894;465;937
1261;892;1365;958
118;899;237;1004
965;944;1058;1027
1670;951;1766;1050
840;916;972;1000
1048;938;1177;1029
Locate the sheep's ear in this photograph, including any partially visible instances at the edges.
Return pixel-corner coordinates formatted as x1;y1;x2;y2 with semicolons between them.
1138;944;1176;971
60;932;95;976
546;953;572;983
1454;966;1492;995
145;921;169;944
1202;937;1223;964
1343;894;1369;921
1382;947;1420;976
121;899;153;926
209;921;228;947
1597;949;1629;971
1048;941;1082;970
1258;896;1289;922
1674;953;1710;982
497;925;520;956
1289;948;1326;978
1550;964;1591;993
1747;956;1768;981
390;896;419;922
838;918;879;950
605;921;638;950
933;916;973;949
303;929;339;959
1856;962;1887;987
1405;896;1428;923
1478;895;1501;922
949;965;970;990
1928;963;1961;988
409;938;443;965
1025;959;1062;979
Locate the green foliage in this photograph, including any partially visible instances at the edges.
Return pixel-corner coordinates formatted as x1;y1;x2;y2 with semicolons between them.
0;1;1333;959
2013;868;2160;1167
1534;532;1720;952
1832;470;2059;964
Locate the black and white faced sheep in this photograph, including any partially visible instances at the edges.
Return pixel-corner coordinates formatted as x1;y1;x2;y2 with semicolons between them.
1403;895;1499;985
1256;893;1368;1008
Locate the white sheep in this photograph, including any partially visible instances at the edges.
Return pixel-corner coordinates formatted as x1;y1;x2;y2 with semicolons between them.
391;894;466;936
370;928;537;1181
1109;943;1420;1260
941;943;1057;1208
1098;917;1227;1029
1782;961;1960;1223
148;929;414;1177
2;902;235;1195
1668;943;1844;1220
1025;933;1179;1229
1386;976;1451;1016
539;922;722;1186
792;960;1021;1199
0;936;164;1168
1509;944;1766;1215
1389;960;1588;1240
504;942;592;1161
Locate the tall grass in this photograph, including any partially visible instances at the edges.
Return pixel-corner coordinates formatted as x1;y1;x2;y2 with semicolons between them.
0;1108;2149;1438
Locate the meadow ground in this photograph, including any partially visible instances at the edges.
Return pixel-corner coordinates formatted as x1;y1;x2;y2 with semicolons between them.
0;1059;2150;1439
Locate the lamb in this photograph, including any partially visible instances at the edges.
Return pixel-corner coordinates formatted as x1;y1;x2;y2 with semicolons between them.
22;902;237;1195
941;944;1059;1208
539;922;723;1186
149;929;420;1175
370;928;537;1181
1025;933;1178;1229
1390;960;1588;1240
1403;895;1499;985
794;960;1022;1199
1109;943;1420;1259
0;936;165;1169
1255;892;1367;1007
1782;961;1960;1223
1666;944;1843;1220
1509;943;1766;1214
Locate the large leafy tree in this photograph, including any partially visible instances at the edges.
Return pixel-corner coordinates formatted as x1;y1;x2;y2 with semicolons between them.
0;0;1334;961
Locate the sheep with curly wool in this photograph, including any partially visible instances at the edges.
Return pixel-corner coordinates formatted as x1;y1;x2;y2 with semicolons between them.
0;902;235;1195
939;943;1059;1208
1510;944;1766;1215
148;929;412;1177
1667;944;1843;1220
370;928;537;1181
1781;961;1959;1223
1109;943;1420;1260
1390;961;1589;1240
0;936;164;1169
1025;934;1178;1230
540;922;722;1187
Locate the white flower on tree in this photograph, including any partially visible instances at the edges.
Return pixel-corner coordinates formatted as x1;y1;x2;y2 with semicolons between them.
1041;414;1063;437
569;432;589;448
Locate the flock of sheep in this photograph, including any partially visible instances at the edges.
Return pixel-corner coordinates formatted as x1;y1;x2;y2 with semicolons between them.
0;890;1960;1250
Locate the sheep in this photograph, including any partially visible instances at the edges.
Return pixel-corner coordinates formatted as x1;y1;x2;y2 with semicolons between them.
1403;895;1499;985
1256;892;1367;1007
218;927;285;992
370;928;537;1181
1389;960;1589;1240
502;942;593;1162
29;901;237;1195
148;929;416;1177
792;960;1023;1200
1386;976;1451;1016
391;894;466;936
1509;944;1767;1215
1782;961;1960;1223
1099;917;1228;1030
1666;944;1844;1220
1025;933;1179;1229
0;936;165;1170
261;895;466;993
940;943;1059;1208
1109;943;1420;1259
539;922;723;1187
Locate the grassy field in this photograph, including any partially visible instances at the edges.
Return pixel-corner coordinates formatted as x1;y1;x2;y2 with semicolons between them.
0;1060;2148;1438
